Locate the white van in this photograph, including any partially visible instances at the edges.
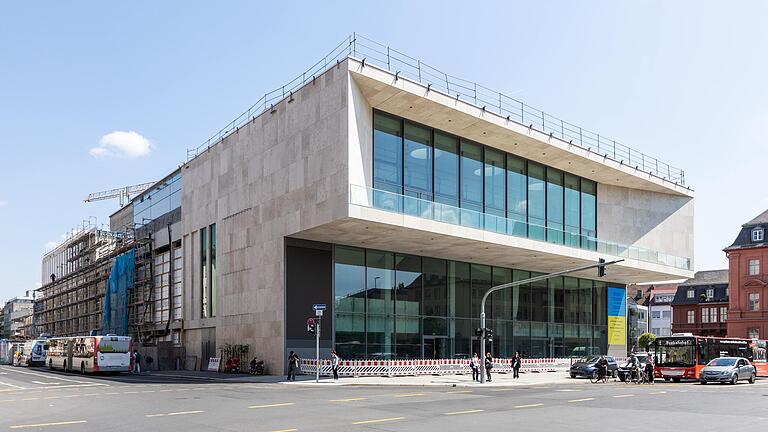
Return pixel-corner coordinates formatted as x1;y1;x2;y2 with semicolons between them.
20;339;47;366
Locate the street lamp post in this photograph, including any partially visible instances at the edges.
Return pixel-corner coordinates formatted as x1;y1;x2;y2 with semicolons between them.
479;259;623;384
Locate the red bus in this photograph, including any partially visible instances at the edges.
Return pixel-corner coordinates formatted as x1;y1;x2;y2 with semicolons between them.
654;335;766;381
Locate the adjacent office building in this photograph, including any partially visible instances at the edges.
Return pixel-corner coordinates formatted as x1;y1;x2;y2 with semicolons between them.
671;270;729;337
155;38;695;369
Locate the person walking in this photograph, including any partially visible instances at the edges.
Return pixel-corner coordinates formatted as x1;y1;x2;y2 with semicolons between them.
132;350;141;375
331;351;341;381
484;352;493;382
645;355;655;385
470;353;480;382
512;351;522;379
287;351;300;381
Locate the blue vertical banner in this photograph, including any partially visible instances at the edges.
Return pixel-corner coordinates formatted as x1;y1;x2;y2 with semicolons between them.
607;287;627;346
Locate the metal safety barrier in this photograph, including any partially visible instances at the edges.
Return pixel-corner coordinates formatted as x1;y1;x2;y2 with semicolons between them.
299;357;571;378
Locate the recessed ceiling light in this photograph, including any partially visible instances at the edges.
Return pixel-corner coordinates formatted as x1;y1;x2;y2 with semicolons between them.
409;106;413;109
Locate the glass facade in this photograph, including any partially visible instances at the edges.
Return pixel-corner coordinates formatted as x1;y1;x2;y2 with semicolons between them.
334;245;610;360
133;172;182;225
373;111;598;249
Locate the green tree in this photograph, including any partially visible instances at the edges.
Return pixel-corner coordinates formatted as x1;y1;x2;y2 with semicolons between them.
638;332;657;351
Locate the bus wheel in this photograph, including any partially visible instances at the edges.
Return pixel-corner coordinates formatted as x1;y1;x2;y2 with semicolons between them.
749;373;756;384
672;378;681;383
80;362;85;375
664;378;670;382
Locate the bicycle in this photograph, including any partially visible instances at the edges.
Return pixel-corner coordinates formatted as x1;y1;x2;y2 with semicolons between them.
590;369;609;384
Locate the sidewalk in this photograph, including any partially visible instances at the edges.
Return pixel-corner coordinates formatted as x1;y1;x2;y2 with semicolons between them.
283;371;578;387
145;369;579;387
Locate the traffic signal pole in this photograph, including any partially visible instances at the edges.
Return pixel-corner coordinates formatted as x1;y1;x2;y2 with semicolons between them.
479;259;623;384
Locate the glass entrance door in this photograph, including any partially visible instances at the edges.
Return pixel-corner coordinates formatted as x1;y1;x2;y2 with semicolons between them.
423;336;448;359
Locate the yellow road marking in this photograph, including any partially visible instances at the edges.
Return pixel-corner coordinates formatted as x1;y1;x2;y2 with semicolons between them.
394;393;424;397
514;403;544;408
613;394;634;398
568;398;594;403
446;390;473;394
249;402;295;409
491;388;515;392
21;398;39;401
329;397;368;402
1;399;16;403
10;420;87;429
444;409;484;416
352;417;405;425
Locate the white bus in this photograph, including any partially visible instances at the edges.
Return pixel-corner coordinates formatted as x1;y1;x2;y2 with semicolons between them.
47;335;132;374
20;339;47;366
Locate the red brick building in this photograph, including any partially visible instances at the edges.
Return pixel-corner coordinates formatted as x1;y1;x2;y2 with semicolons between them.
724;209;768;339
671;270;729;337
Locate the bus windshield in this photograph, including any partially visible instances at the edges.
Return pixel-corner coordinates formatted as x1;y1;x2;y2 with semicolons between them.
657;343;695;367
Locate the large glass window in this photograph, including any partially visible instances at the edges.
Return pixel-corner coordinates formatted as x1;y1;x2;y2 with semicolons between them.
200;227;208;319
546;168;564;244
460;141;483;228
470;264;492;319
373;112;403;212
484;148;506;233
403;123;433;217
433;132;460;223
749;293;760;311
528;162;546;241
581;179;597;250
564;174;581;248
367;250;395;315
210;223;216;317
334;246;366;313
449;261;472;319
423;258;447;317
507;155;527;237
395;254;421;316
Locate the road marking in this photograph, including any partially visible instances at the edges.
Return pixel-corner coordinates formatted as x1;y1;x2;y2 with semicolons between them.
514;403;544;408
159;389;174;392
21;397;39;401
1;399;16;403
44;396;61;400
446;390;473;394
0;381;25;389
329;397;368;402
0;367;89;384
123;391;139;394
249;402;295;409
141;390;156;393
568;398;595;403
394;392;425;397
444;409;484;416
649;391;667;394
103;392;120;395
352;417;405;425
146;410;204;418
613;394;634;398
491;388;516;392
10;420;87;429
32;381;60;385
271;429;298;432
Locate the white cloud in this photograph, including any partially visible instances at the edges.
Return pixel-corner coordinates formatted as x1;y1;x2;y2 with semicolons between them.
89;131;152;158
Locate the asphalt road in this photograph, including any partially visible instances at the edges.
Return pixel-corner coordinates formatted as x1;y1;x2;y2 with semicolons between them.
2;365;767;431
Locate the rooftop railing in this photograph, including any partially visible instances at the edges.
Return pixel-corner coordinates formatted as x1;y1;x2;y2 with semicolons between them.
187;33;687;188
350;184;693;271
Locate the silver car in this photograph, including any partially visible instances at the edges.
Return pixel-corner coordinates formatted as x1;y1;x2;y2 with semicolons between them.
699;357;756;384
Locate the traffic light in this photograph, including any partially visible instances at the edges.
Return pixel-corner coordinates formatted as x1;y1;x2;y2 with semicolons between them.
598;258;606;278
307;318;316;334
475;327;484;337
485;328;494;340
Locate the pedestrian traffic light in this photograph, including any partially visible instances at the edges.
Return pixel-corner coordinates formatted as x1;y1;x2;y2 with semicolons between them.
485;328;494;340
598;258;606;278
307;318;316;334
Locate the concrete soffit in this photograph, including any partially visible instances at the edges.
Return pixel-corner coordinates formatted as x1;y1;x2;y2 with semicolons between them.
347;59;693;198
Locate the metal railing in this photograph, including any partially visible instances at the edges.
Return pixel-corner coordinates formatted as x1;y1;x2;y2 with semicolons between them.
187;33;687;187
349;184;692;271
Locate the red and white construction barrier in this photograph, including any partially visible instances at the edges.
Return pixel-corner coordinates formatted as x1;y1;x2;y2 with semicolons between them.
299;357;572;378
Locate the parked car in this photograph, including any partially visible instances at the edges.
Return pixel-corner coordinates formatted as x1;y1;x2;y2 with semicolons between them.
699;357;756;385
570;355;618;379
617;353;651;382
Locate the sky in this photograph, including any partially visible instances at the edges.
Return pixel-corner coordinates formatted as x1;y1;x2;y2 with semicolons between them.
1;1;767;302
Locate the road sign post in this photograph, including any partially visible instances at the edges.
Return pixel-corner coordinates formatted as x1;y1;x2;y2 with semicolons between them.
312;304;326;383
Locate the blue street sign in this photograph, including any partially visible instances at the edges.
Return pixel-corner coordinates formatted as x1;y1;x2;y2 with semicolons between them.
313;304;326;311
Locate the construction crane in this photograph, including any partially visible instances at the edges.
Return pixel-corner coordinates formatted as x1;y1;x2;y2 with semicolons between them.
84;182;156;207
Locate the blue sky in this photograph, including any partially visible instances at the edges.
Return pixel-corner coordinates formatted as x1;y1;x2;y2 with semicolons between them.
1;1;767;301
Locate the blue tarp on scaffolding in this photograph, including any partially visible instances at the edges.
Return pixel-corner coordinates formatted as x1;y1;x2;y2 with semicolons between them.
102;250;134;336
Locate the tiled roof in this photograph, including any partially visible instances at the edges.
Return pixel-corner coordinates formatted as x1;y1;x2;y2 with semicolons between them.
679;270;729;286
725;208;768;251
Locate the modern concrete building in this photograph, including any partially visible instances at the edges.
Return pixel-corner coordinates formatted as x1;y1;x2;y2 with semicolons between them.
724;209;768;339
162;35;694;370
2;295;34;338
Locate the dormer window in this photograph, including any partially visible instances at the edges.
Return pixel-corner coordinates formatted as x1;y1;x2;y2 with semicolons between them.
706;288;714;300
753;228;764;242
687;289;694;299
